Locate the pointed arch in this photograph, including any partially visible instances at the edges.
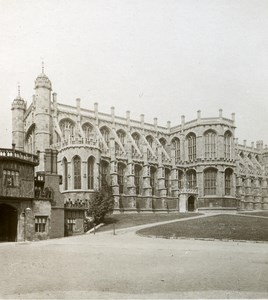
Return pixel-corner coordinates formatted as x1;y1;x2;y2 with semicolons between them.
82;122;94;140
204;129;216;158
171;137;180;162
224;130;232;159
204;167;218;195
62;157;68;190
73;155;81;189
87;156;95;189
59;118;75;139
186;133;196;161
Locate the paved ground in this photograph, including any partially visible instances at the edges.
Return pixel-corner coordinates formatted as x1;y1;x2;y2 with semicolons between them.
0;213;267;299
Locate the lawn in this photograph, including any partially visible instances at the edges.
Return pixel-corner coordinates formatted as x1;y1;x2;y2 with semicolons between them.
137;214;268;242
98;212;202;232
238;211;268;217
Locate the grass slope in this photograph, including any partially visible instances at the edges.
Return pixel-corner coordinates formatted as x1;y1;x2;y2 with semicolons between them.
98;213;201;232
137;214;268;242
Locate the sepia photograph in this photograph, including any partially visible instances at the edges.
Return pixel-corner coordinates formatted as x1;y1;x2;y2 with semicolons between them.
0;0;267;299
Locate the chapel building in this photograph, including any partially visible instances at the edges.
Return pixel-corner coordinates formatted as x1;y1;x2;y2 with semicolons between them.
11;68;268;234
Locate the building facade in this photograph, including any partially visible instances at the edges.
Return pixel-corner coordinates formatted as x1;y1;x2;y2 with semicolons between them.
0;142;64;242
11;69;268;233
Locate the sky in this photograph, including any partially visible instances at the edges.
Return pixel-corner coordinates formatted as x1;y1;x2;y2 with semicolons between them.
0;0;268;148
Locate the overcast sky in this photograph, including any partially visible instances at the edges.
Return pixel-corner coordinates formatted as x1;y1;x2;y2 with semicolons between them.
0;0;267;148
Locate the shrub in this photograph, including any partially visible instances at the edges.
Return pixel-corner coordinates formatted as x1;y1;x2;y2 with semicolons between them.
86;184;114;225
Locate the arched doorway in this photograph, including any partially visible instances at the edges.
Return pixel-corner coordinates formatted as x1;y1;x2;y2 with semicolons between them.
0;204;18;242
188;196;195;212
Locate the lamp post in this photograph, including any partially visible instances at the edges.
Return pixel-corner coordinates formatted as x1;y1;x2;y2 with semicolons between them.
24;207;31;242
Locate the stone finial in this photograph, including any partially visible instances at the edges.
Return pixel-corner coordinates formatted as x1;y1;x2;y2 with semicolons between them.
244;140;247;147
140;114;144;123
219;109;223;118
111;106;115;115
197;110;201;120
231;113;235;122
181;115;185;125
251;142;254;149
167;121;171;129
126;110;130;127
76;98;80;107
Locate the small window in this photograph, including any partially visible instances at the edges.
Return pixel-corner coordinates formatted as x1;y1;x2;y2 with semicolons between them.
35;216;47;233
67;218;76;232
3;170;19;187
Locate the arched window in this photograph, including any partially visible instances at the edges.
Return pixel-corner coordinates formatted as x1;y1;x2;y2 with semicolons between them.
150;166;157;196
73;156;81;189
134;165;142;195
146;135;154;159
87;157;94;189
172;138;180;163
178;170;183;189
186;170;196;189
118;163;125;194
25;124;35;154
187;133;196;161
165;168;171;196
225;169;233;195
204;130;216;158
63;157;68;190
146;135;154;148
100;127;110;148
117;130;126;147
60;119;75;139
26;132;35;154
100;160;109;187
132;133;140;148
204;168;217;195
224;131;232;159
132;133;140;155
83;123;93;140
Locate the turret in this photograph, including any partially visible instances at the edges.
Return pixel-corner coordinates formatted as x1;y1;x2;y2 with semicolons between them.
34;63;52;171
11;85;26;151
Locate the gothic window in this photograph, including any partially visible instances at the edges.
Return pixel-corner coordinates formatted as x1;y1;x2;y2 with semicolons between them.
100;160;109;187
60;119;75;139
63;157;68;190
146;135;154;159
100;127;110;148
25;124;35;154
146;135;153;148
132;133;140;155
204;130;216;158
172;138;180;163
165;168;171;196
117;130;126;147
204;168;217;195
150;167;157;196
187;133;196;161
134;165;142;195
82;123;93;140
118;163;125;194
87;156;94;189
186;170;196;189
178;170;183;189
73;155;81;189
224;131;232;159
225;169;232;195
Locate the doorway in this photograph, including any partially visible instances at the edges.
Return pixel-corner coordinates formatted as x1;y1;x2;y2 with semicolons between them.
0;204;18;242
187;196;195;212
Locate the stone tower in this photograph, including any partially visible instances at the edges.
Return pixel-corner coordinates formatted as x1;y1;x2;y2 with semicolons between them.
11;86;26;151
34;64;52;171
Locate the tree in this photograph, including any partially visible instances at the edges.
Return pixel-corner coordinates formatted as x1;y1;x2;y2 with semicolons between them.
87;184;114;225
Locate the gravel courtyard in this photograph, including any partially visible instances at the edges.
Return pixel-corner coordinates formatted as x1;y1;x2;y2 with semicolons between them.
0;214;267;299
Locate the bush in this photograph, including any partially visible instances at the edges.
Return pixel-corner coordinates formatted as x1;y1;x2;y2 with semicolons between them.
86;184;114;225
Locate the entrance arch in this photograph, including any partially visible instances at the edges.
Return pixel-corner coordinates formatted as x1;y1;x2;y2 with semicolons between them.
187;196;195;212
0;204;18;242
